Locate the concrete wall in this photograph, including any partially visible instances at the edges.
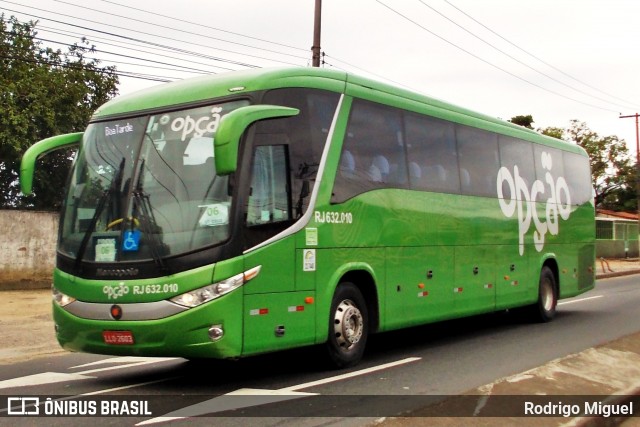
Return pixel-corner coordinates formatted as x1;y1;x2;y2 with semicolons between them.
0;210;58;290
596;240;640;259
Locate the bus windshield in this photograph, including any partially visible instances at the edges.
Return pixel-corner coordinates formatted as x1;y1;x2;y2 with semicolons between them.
59;100;249;263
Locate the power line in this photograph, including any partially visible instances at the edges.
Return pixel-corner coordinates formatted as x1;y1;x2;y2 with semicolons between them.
0;4;262;68
374;0;620;114
53;0;309;61
1;20;215;82
418;0;638;112
98;0;308;53
0;1;301;68
2;17;193;82
33;25;236;73
33;35;216;75
323;54;419;92
0;53;173;82
443;0;640;111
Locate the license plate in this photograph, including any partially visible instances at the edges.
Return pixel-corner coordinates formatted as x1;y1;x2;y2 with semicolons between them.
103;331;134;345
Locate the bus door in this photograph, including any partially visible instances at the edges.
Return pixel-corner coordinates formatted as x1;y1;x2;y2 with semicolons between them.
241;143;316;354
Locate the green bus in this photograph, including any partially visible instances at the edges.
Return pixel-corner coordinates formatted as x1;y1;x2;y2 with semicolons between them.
21;67;595;368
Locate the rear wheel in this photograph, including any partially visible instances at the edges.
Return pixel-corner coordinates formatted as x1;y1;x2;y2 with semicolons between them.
530;266;558;322
325;283;369;369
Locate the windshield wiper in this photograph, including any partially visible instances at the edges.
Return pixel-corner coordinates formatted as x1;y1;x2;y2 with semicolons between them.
131;159;170;274
132;190;169;274
74;158;125;272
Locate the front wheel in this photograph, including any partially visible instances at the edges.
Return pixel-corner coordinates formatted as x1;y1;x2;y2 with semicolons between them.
529;266;558;323
325;283;369;369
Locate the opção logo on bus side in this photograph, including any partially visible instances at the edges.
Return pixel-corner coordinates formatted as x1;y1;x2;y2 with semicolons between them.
496;151;572;256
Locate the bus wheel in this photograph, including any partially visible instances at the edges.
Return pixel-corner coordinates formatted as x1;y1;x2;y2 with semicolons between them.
531;266;558;323
325;283;368;369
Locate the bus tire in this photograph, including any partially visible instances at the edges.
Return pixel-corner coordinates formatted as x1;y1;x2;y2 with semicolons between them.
530;266;558;323
325;283;369;369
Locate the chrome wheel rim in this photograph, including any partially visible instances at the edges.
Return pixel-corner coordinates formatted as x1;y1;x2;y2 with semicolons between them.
333;299;364;350
541;279;554;312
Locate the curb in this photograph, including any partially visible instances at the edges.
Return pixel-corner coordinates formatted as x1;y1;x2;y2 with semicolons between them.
596;269;640;280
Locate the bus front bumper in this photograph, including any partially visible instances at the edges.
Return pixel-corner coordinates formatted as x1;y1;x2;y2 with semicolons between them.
52;291;243;359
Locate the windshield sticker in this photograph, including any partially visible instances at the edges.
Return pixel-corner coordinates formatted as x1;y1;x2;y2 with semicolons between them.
104;122;134;137
198;203;229;227
95;238;117;262
122;230;141;252
168;107;224;141
497;151;572;256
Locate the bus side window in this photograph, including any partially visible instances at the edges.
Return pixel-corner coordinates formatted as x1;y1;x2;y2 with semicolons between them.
456;124;499;197
261;88;340;218
498;136;535;201
332;100;406;203
405;113;460;194
563;151;592;205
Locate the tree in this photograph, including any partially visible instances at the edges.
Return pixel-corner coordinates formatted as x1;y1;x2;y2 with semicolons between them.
0;16;119;210
509;115;534;129
540;120;634;210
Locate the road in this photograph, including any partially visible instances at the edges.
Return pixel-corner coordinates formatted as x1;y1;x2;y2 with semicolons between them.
1;274;639;426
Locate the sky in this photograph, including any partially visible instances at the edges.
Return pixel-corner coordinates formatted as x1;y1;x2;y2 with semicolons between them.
3;0;640;155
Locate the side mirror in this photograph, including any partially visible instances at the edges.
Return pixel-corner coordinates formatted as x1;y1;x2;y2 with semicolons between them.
214;105;299;175
20;132;83;195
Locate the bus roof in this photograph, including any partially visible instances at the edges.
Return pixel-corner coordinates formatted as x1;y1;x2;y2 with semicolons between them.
93;67;585;155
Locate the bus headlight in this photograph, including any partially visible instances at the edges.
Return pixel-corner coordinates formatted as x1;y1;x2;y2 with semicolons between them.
170;265;261;308
53;287;76;307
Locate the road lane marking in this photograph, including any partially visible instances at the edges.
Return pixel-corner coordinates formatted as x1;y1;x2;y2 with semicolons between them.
79;377;181;395
78;360;179;375
136;356;422;425
0;357;179;389
0;372;95;390
136;389;317;426
558;295;604;306
279;356;422;391
70;357;178;370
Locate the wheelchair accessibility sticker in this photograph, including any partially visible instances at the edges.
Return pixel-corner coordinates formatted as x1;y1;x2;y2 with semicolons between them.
122;230;141;252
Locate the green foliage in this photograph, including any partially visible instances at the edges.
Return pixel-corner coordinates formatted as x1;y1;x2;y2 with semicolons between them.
509;114;534;129
0;15;118;210
540;120;635;211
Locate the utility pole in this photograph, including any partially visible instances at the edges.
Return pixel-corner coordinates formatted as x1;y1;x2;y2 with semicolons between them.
619;112;640;256
311;0;322;67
